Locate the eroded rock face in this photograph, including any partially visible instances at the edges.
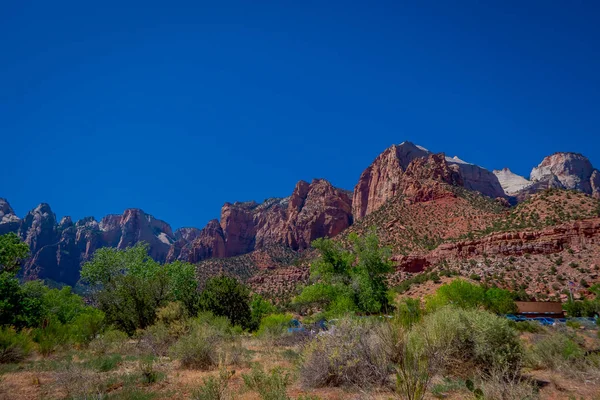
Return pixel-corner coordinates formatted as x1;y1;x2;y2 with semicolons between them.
185;179;354;259
528;153;600;199
352;142;505;220
493;168;532;195
0;198;20;234
352;142;429;220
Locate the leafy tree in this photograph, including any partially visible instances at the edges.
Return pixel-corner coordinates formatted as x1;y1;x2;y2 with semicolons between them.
483;287;517;314
426;279;485;311
198;275;252;329
81;243;200;334
249;294;277;331
294;232;393;316
0;233;29;274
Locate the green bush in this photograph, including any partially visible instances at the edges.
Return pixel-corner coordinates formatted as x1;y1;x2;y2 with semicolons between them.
242;365;292;400
169;321;223;370
85;353;122;372
0;327;32;363
409;306;523;376
70;307;106;345
508;320;543;333
294;233;393;316
89;329;129;355
529;333;585;369
257;313;293;338
192;368;235;400
249;295;277;332
425;280;485;312
32;320;71;356
394;298;423;329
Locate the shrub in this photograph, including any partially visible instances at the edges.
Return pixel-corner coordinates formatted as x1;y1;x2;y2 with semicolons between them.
0;327;32;363
86;353;122;372
242;365;292;400
409;307;523;377
394;298;423;329
483;287;517;314
509;320;543;333
89;329;129;355
139;356;161;384
528;332;585;370
192;367;235;400
169;322;221;370
249;295;277;332
139;322;175;357
32;320;71;356
257;313;293;338
299;318;390;388
70;307;106;345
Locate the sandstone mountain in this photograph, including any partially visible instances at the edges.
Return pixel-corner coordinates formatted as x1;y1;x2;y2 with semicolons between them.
2;141;599;301
352;142;505;220
0;179;352;285
493;152;600;199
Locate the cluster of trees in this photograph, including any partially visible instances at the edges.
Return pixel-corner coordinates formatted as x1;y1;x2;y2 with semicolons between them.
1;233;275;342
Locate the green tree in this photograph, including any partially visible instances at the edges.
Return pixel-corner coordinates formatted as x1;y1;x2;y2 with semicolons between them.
81;243;200;334
198;275;252;328
294;232;393;316
483;287;517;314
0;233;29;274
425;279;485;311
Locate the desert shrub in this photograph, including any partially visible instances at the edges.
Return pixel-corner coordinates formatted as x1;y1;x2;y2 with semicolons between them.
89;328;129;355
528;332;585;370
394;298;423;329
54;361;108;399
299;318;391;388
139;356;161;384
169;322;222;370
242;365;292;400
32;319;72;356
475;370;539;400
509;320;543;333
0;327;32;363
192;367;235;400
85;353;122;372
409;306;523;377
394;340;434;400
139;322;174;357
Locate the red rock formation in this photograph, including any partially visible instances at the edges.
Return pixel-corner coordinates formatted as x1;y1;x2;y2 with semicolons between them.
393;218;600;271
352;142;429;219
184;178;354;259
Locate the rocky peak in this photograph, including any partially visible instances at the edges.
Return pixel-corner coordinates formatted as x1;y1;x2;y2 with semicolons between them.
59;216;73;228
174;227;202;242
529;152;599;198
0;198;19;223
353;142;506;220
493;168;532;196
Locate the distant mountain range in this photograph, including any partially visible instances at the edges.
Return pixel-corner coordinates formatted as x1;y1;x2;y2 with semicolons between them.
2;142;599;292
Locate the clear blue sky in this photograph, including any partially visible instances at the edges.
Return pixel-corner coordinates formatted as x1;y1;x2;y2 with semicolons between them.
2;1;599;229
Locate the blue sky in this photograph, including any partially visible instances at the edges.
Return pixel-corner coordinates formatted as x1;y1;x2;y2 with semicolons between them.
1;1;599;229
